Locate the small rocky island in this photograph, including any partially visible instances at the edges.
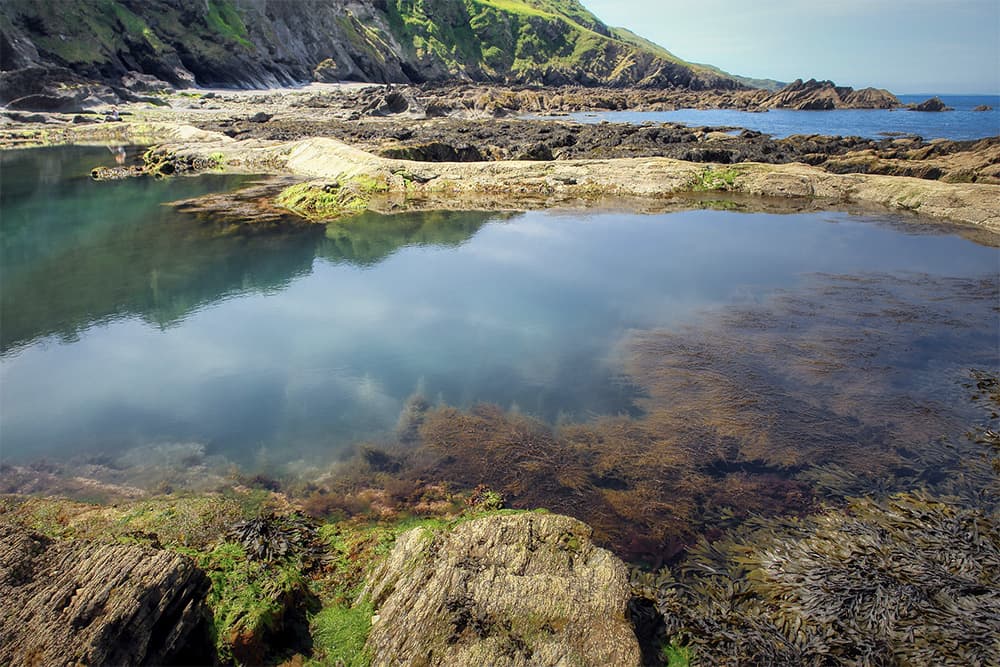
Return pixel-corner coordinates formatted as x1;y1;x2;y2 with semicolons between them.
1;1;999;665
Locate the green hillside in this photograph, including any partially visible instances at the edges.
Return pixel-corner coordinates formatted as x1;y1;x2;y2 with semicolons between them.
0;0;745;89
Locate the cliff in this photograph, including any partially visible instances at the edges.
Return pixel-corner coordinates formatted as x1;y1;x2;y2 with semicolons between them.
0;0;741;92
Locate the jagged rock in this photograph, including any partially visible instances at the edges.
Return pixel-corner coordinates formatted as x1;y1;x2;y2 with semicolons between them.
312;58;341;83
972;104;993;112
360;86;424;117
0;65;119;112
755;79;899;110
363;513;642;666
910;96;952;112
120;71;174;94
841;86;900;108
0;65;117;110
0;524;209;666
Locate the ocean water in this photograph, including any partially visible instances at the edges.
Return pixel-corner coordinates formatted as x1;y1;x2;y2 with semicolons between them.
1;145;997;474
539;94;1000;140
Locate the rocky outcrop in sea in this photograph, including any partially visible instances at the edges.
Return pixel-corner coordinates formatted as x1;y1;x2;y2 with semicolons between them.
750;78;899;110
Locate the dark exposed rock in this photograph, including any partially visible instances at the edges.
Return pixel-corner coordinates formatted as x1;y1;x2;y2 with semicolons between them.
360;86;423;117
199;113;995;180
0;523;209;666
312;58;341;83
972;104;993;112
0;65;118;110
120;70;174;94
363;512;642;666
910;96;952;112
92;165;145;180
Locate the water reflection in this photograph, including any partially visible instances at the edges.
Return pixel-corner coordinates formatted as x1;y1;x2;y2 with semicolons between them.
0;147;503;354
1;146;998;483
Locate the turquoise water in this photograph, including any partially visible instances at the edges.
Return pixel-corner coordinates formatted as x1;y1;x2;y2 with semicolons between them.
538;94;1000;140
1;146;998;469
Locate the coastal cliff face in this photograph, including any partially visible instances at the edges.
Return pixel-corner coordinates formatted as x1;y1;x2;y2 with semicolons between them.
0;0;740;91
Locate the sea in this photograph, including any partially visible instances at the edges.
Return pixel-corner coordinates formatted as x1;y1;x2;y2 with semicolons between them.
534;94;1000;141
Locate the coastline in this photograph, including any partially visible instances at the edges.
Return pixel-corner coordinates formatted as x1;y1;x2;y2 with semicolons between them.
2;85;999;666
3;83;997;233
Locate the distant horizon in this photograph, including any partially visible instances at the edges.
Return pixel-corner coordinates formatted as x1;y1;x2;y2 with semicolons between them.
585;0;1000;96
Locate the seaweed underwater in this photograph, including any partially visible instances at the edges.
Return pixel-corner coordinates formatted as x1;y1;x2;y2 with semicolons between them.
292;270;999;581
288;268;1000;661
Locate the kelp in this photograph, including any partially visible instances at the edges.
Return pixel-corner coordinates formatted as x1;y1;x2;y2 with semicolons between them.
229;512;320;563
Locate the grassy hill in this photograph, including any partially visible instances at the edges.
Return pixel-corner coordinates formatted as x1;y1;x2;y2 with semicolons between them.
0;0;747;89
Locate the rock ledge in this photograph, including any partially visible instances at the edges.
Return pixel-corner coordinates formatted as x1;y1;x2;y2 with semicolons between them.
363;512;642;667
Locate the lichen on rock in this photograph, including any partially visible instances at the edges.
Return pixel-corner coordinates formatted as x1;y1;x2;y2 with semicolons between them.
0;523;209;666
362;512;642;666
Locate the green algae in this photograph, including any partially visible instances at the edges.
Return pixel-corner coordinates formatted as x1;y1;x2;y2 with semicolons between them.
308;600;374;667
275;178;390;222
193;541;311;663
690;166;739;191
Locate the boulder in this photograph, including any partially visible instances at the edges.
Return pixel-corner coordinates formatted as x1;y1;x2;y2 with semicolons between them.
972;104;992;112
0;524;209;666
120;71;174;93
312;58;341;83
360;86;424;117
363;513;642;666
911;96;951;112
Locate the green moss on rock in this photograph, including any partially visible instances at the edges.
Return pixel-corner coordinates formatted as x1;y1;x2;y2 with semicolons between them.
276;178;389;222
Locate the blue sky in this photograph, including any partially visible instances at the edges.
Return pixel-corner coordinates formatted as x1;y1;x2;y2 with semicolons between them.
584;0;1000;94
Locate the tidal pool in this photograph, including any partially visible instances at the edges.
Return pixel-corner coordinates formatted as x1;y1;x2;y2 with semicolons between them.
0;146;997;502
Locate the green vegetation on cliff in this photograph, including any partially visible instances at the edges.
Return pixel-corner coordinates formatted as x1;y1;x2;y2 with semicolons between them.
1;0;743;89
384;0;736;87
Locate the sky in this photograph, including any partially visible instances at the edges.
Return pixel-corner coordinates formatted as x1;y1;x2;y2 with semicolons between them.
583;0;1000;94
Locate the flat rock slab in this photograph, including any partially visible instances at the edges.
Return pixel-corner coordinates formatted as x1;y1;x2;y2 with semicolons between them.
0;524;207;666
364;512;642;667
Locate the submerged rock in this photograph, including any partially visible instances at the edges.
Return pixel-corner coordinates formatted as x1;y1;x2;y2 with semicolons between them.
0;523;209;665
363;512;642;666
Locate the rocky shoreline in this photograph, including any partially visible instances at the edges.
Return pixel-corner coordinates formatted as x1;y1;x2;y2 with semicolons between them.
3;82;997;234
2;80;999;666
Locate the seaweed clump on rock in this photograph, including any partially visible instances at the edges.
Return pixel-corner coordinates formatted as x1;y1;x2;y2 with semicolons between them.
633;492;1000;665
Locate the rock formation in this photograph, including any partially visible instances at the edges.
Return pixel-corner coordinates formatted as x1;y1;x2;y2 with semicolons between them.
910;96;952;112
0;524;209;666
362;512;642;666
753;78;899;110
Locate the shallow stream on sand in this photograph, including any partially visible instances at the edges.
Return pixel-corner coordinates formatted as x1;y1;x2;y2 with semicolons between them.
1;146;998;549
